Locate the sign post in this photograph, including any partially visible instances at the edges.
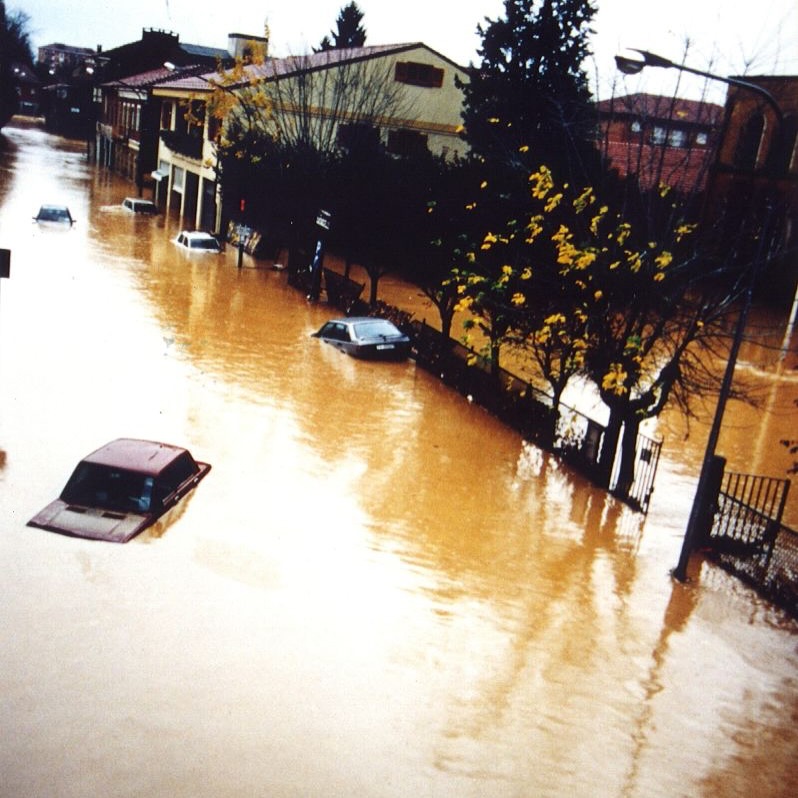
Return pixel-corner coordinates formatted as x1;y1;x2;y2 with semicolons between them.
307;210;331;302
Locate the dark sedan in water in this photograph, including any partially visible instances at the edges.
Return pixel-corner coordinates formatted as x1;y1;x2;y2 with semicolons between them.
312;317;411;360
33;204;74;224
28;438;211;543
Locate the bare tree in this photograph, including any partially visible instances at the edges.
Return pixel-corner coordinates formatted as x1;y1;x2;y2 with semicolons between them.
263;51;415;156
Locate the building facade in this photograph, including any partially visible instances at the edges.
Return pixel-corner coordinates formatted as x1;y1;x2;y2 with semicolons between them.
93;30;251;193
704;76;798;304
151;43;469;233
595;93;723;194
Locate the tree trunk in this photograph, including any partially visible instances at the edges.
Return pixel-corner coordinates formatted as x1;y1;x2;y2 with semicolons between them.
367;268;379;305
597;409;622;488
439;305;454;340
613;415;640;499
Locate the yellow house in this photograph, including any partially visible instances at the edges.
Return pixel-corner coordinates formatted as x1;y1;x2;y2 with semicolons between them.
151;43;469;232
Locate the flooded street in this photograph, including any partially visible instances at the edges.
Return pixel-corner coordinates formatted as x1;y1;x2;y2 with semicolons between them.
1;122;797;798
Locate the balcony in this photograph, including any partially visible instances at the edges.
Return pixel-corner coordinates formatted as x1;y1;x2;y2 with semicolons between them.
159;129;203;160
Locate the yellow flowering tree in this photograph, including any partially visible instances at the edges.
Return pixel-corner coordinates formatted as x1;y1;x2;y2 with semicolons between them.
452;162;739;490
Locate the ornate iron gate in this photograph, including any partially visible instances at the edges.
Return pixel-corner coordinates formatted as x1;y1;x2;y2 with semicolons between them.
609;432;662;514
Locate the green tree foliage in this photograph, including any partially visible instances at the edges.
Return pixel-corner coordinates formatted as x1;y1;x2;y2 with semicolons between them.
0;1;34;128
316;2;367;52
460;0;599;187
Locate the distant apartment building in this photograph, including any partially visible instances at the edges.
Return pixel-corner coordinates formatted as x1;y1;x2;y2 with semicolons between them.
595;93;723;194
37;42;96;77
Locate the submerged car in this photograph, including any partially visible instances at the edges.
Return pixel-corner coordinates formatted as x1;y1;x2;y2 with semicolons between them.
312;317;411;360
33;204;74;224
174;230;221;253
122;197;158;214
27;438;211;543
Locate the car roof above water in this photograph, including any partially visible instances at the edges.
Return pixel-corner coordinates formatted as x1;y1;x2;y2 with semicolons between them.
81;438;192;476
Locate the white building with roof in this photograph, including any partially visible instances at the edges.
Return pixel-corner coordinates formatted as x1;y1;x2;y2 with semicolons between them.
150;43;469;232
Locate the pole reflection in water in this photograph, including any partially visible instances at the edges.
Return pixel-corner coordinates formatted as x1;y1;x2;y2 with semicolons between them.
0;122;797;798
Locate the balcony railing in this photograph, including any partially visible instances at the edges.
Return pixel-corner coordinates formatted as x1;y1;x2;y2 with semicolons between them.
159;129;203;160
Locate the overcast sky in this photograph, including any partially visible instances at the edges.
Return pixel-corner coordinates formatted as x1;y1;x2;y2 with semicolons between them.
10;0;798;101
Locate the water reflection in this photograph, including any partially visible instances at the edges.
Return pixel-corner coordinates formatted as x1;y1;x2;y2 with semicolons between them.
1;122;797;798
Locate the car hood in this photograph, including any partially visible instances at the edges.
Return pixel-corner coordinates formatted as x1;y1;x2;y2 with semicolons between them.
27;500;151;543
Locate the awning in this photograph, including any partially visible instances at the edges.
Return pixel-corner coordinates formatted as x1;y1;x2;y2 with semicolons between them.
151;170;167;181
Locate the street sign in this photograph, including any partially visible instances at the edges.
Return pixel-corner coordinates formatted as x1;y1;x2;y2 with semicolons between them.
0;248;9;279
315;209;331;231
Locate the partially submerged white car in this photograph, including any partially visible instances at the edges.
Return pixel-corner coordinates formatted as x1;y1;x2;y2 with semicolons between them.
174;230;221;253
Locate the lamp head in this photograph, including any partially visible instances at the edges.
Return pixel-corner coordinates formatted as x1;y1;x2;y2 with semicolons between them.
615;54;645;75
615;49;677;76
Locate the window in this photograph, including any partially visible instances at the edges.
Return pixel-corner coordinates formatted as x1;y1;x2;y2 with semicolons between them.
695;131;708;146
768;114;798;174
395;61;444;88
667;128;687;148
630;120;642;134
208;115;222;143
160;101;173;130
337;122;380;152
734;112;764;169
387;129;429;156
651;126;666;145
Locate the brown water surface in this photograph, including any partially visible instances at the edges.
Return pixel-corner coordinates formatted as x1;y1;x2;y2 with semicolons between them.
1;122;796;798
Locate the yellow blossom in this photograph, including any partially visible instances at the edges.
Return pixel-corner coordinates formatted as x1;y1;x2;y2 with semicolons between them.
590;206;609;235
544;192;563;212
654;251;673;269
454;297;474;313
518;145;529;152
602;363;629;396
511;293;526;306
626;251;643;273
573;186;596;213
481;232;498;250
529;166;554;199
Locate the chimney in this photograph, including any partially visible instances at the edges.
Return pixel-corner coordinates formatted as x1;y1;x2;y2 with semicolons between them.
227;31;269;62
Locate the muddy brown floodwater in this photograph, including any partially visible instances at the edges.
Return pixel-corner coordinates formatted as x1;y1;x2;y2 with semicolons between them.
1;121;797;798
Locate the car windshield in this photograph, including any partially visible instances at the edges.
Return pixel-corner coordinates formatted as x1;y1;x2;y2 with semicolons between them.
37;206;70;222
191;237;218;250
352;320;399;339
61;462;156;513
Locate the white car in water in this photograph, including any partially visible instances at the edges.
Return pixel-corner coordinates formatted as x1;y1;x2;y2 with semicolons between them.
174;230;221;253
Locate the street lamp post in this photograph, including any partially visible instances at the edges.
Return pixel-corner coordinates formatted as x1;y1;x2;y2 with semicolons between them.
614;49;786;582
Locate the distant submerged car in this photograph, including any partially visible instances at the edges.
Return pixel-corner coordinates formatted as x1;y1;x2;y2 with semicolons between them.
27;438;211;543
174;230;221;253
33;204;74;224
312;317;411;360
122;197;158;215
